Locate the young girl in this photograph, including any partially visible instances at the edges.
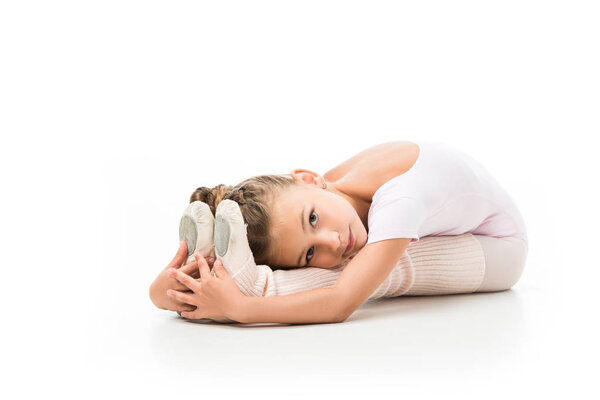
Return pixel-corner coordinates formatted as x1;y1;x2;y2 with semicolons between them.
149;140;528;324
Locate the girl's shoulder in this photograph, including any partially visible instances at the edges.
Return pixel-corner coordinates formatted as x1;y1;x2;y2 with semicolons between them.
324;141;420;202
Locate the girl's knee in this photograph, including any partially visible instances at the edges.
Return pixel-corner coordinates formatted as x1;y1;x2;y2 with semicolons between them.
473;236;528;293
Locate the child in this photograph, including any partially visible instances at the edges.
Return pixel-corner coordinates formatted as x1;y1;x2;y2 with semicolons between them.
149;140;528;324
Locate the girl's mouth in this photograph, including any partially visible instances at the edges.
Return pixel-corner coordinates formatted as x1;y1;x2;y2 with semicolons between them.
344;227;354;256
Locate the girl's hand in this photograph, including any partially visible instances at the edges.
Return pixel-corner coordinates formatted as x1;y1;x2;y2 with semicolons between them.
166;252;244;323
149;242;215;312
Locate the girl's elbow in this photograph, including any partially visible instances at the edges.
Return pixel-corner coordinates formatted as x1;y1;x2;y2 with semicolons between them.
333;304;356;322
334;312;350;323
334;296;355;322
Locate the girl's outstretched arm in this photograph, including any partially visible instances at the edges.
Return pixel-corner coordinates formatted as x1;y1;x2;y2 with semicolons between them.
168;238;411;324
238;287;346;324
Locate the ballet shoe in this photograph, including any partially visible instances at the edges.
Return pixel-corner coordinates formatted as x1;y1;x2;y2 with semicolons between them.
179;201;216;265
214;199;257;279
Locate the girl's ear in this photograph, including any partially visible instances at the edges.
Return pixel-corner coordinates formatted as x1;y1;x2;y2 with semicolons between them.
290;169;323;186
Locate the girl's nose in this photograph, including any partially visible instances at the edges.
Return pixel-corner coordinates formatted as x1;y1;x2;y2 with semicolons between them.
319;230;341;252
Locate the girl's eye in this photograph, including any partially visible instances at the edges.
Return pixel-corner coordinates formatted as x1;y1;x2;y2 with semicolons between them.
306;247;314;264
309;210;318;227
306;210;318;264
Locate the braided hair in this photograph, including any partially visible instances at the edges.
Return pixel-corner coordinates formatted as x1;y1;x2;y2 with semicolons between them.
190;174;299;267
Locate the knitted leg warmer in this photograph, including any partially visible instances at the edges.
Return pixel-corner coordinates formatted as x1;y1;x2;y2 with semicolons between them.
401;233;486;296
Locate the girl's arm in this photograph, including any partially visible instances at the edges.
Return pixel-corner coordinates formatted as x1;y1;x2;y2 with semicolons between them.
233;237;413;324
236;287;345;324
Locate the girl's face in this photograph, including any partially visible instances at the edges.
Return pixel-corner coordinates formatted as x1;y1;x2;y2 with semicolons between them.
269;170;367;269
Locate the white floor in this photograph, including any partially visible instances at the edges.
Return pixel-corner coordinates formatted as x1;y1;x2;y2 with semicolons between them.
2;1;599;399
3;156;597;399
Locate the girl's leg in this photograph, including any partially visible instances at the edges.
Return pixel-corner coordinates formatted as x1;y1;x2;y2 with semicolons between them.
249;263;344;297
253;233;486;299
214;198;486;299
240;232;484;298
229;234;527;298
472;235;528;293
399;233;486;297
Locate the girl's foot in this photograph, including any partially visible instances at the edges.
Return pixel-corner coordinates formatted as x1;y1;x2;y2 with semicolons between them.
214;199;257;279
179;201;216;265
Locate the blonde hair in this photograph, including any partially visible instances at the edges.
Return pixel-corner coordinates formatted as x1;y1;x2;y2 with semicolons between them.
190;174;301;268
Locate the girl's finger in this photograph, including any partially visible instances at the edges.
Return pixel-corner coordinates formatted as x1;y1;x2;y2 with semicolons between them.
180;260;204;279
167;289;196;305
169;268;201;291
169;299;196;312
213;262;228;279
171;281;187;291
180;309;205;320
179;261;201;281
165;241;188;271
169;288;196;311
194;252;212;281
171;276;195;291
180;260;199;275
176;303;197;313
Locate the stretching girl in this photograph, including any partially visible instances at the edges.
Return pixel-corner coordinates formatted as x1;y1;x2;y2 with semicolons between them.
149;140;529;324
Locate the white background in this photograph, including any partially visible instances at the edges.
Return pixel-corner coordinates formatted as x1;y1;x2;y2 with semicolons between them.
1;1;598;398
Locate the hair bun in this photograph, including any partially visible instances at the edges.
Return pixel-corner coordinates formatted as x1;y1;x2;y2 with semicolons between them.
189;184;232;216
